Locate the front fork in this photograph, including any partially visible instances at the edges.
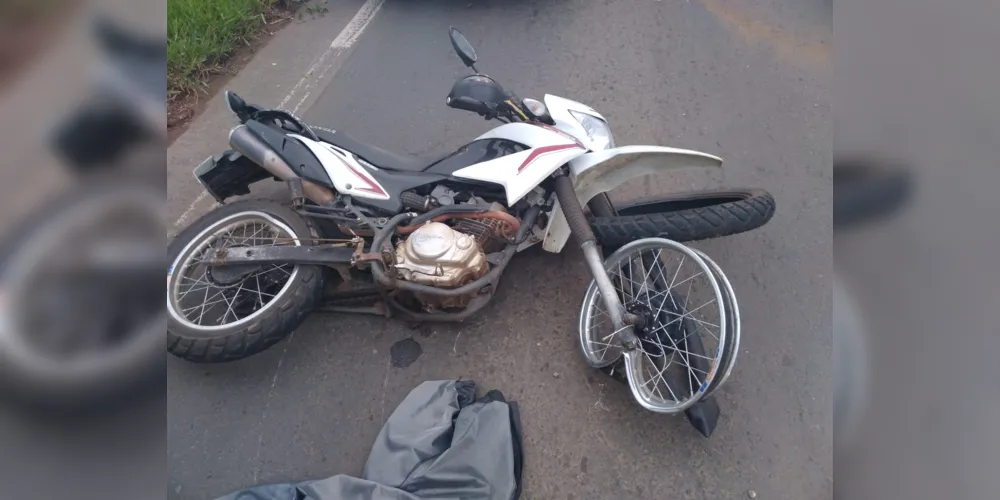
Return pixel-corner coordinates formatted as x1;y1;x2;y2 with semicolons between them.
553;174;641;349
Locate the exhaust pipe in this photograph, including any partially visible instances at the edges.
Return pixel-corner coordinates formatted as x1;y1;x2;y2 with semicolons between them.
228;125;336;205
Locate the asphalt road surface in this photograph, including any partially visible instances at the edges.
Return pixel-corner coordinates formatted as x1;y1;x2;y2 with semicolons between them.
168;1;831;498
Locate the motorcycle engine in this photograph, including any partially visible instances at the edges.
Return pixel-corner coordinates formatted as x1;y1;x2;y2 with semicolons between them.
394;222;489;309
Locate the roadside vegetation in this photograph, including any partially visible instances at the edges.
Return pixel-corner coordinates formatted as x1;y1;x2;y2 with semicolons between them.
167;0;330;130
167;0;276;99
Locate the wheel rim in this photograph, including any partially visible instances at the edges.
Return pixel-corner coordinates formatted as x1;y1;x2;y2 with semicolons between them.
579;238;727;414
0;184;166;380
167;211;301;331
691;248;740;397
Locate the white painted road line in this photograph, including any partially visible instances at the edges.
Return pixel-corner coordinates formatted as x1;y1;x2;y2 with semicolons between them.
174;0;385;228
173;191;210;228
331;0;385;49
278;0;385;113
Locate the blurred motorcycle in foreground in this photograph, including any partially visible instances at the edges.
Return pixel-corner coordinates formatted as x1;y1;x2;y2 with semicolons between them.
0;16;166;414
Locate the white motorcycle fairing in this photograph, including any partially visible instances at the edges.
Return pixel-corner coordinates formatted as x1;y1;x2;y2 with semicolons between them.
541;145;724;252
451;94;724;253
451;122;588;206
277;92;720;256
288;134;392;201
543;94;609;152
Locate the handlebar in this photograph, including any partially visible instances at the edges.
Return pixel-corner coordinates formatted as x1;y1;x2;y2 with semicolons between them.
447;95;488;114
447;95;528;124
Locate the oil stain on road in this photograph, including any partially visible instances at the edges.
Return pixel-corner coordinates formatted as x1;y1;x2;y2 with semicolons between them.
390;337;423;368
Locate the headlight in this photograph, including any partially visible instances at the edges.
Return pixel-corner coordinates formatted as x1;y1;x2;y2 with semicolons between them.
570;111;614;150
521;98;551;122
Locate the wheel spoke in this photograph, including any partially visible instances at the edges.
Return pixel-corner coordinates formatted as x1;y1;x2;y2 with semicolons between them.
666;255;685;293
196;283;212;325
169;214;304;330
599;324;635;343
255;273;264;308
590;339;618;360
644;336;715;362
660;279;700;393
646;298;718;335
641;349;678;402
178;282;211;301
229;282;246;322
626;260;634;303
270;264;292;277
195;289;226;324
636;250;661;310
182;291;229;313
177;272;211;286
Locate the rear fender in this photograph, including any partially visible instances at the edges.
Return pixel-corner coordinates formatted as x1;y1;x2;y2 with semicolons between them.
540;146;723;252
193;150;272;204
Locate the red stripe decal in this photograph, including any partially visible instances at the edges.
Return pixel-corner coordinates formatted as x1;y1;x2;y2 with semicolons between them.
335;154;387;197
517;144;580;174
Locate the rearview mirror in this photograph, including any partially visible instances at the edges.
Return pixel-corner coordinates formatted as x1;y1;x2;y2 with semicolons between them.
449;27;478;69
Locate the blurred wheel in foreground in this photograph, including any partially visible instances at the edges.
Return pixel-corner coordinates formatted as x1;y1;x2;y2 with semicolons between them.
0;180;165;415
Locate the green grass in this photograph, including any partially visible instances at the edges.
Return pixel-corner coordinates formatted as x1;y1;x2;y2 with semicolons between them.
167;0;274;98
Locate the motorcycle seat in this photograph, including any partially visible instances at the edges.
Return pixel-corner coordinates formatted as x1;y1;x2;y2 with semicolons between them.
310;127;433;173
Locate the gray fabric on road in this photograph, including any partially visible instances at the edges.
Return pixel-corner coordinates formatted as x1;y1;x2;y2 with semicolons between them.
214;380;519;500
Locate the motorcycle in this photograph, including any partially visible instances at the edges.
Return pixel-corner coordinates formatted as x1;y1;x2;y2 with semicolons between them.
168;28;774;419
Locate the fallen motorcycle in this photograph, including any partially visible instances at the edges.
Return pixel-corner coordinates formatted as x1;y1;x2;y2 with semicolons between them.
168;28;774;418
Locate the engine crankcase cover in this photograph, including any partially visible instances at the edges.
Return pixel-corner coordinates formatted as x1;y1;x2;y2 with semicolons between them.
395;222;488;288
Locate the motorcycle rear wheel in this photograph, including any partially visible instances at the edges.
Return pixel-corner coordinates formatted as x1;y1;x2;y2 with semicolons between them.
589;188;775;249
167;200;323;363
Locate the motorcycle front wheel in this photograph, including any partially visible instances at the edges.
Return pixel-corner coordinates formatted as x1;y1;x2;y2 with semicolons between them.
588;188;776;250
167;200;323;363
578;238;730;414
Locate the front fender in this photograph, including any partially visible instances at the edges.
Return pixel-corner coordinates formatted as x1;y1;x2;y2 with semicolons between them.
540;145;723;253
